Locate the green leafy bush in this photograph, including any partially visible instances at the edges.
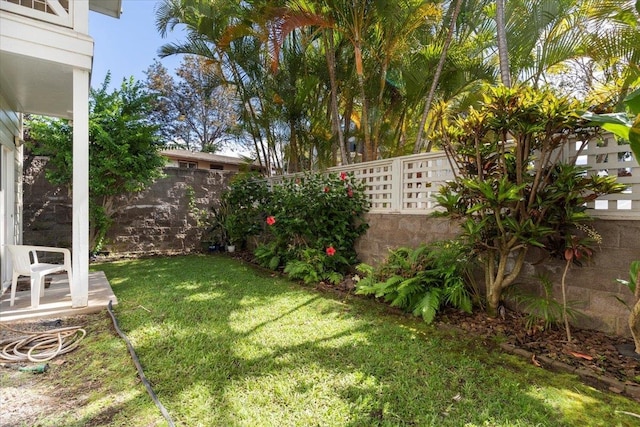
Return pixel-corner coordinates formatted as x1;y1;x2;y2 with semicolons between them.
355;240;477;324
434;85;625;316
263;171;369;267
222;171;369;285
283;247;349;285
220;173;272;248
27;75;165;252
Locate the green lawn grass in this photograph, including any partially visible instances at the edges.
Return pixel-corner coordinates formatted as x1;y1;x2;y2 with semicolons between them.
42;255;640;426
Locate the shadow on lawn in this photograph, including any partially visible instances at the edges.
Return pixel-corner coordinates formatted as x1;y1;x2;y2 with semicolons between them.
102;255;635;427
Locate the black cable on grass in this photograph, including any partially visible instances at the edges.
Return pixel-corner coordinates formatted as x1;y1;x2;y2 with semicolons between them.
107;300;175;427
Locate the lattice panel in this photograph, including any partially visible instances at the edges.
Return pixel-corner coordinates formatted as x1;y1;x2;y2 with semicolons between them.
401;157;455;211
350;163;395;210
567;134;640;218
270;132;638;219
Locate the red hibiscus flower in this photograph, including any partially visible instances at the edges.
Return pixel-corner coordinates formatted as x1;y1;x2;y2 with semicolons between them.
347;187;353;198
324;186;330;193
340;171;347;181
266;216;276;226
326;246;336;256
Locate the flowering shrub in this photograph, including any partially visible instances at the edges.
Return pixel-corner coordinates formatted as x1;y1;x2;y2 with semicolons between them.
225;171;369;283
262;171;369;269
220;173;272;248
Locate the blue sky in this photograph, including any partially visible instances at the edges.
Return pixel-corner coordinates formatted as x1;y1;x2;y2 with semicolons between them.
89;0;185;89
88;1;248;156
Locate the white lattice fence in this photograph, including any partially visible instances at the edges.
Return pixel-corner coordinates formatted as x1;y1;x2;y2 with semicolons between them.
399;155;455;212
564;134;640;219
270;133;639;219
329;159;395;210
324;152;455;213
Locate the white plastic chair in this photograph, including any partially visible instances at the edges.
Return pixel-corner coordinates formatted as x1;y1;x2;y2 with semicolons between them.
6;245;73;309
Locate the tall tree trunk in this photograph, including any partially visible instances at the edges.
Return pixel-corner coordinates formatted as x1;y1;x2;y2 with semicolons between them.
354;43;373;161
343;96;355;161
631;266;640;353
370;51;391;160
324;29;348;165
413;0;463;153
224;55;267;172
496;0;511;87
288;118;299;173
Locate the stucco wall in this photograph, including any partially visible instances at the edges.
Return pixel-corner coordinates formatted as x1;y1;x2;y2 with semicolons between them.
356;213;639;336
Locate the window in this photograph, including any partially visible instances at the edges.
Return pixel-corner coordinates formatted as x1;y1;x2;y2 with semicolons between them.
178;161;197;169
209;164;223;170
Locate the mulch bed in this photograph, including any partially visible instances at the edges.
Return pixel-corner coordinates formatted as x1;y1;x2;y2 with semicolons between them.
436;307;640;382
435;307;640;399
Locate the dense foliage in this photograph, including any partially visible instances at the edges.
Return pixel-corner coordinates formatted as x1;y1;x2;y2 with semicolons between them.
154;0;639;170
220;173;272;246
220;171;369;283
434;84;626;316
355;240;477;324
26;75;166;251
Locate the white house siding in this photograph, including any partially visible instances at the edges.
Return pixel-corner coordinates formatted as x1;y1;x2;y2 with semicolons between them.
0;92;22;290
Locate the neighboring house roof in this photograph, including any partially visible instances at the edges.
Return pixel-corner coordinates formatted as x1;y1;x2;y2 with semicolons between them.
89;0;122;18
161;149;260;167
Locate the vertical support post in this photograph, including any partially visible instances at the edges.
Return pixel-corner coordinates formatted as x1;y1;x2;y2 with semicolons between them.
72;0;88;33
391;157;402;212
72;67;89;307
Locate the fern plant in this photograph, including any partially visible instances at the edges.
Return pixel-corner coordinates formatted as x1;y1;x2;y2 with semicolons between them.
284;248;348;285
254;242;282;271
356;240;476;324
616;261;640;354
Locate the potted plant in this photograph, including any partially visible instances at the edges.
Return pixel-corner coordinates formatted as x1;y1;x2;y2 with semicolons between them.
224;213;243;252
203;201;229;252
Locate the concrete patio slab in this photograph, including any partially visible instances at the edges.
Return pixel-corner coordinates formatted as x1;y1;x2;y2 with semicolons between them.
0;271;117;323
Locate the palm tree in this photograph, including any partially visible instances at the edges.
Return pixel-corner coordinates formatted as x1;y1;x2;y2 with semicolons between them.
156;0;294;172
495;0;511;86
413;0;464;153
581;0;640;107
153;0;638;172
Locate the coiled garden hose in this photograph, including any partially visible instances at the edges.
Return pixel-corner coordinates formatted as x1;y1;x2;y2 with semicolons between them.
0;324;86;363
107;300;176;427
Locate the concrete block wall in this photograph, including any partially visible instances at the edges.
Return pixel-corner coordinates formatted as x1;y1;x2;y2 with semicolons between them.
23;157;233;255
104;168;232;255
23;156;73;248
355;213;639;337
519;220;640;336
355;214;462;265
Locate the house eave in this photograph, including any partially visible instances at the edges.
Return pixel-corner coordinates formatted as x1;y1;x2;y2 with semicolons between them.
0;10;94;118
89;0;122;18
